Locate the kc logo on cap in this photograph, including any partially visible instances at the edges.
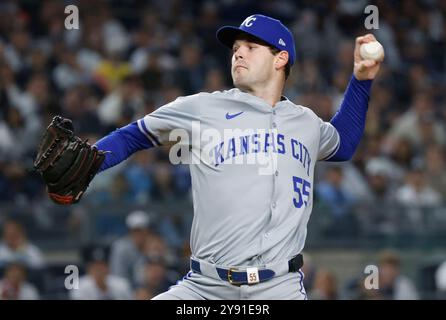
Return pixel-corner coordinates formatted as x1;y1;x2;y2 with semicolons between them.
216;14;297;65
241;15;257;28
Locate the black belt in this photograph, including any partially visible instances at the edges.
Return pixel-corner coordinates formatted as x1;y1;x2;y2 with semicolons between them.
190;254;303;286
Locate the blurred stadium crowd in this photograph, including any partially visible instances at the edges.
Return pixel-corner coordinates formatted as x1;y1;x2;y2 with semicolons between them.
0;0;446;299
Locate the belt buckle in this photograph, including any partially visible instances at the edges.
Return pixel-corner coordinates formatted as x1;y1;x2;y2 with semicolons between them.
228;268;243;286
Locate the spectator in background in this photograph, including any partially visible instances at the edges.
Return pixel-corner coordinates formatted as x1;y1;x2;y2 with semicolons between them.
133;254;176;300
376;250;419;300
0;160;42;203
140;51;168;92
386;92;446;151
309;269;338;300
89;172;134;206
417;113;446;152
0;261;39;300
2;27;31;75
0;66;43;159
94;51;131;93
61;86;103;136
150;161;176;201
434;258;446;295
52;49;85;91
133;230;176;289
70;245;132;300
87;4;131;94
0;105;41;162
299;252;316;293
133;285;150;300
343;249;419;300
201;68;228;93
316;165;359;237
0;220;45;269
5;72;50;120
424;144;446;199
358;157;400;235
172;42;206;95
387;138;415;175
123;152;155;205
395;166;442;232
109;211;154;287
364;85;396;136
97;75;145;129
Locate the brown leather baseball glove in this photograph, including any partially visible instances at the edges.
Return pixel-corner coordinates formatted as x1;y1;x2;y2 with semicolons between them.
33;116;106;205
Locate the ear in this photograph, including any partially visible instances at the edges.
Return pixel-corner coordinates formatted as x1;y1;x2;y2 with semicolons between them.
275;51;289;70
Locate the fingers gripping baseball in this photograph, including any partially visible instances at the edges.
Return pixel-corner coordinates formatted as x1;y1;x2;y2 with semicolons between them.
353;34;384;81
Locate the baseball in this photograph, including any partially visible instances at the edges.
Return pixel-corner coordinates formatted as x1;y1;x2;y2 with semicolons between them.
359;41;384;61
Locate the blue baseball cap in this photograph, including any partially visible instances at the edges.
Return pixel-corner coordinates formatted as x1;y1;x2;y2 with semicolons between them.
216;14;296;65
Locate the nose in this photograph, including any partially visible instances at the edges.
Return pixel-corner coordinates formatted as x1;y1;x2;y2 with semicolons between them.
233;47;244;61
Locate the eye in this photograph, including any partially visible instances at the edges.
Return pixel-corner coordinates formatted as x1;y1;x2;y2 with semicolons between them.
232;46;239;53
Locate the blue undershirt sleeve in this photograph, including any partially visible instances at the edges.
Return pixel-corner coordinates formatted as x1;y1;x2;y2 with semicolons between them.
328;75;372;161
94;121;154;172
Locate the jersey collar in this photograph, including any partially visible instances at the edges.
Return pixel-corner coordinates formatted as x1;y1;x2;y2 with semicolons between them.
231;88;292;111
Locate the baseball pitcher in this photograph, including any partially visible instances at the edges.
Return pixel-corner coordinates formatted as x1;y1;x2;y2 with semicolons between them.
34;14;383;299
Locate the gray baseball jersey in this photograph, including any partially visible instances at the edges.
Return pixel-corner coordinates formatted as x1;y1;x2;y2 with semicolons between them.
137;88;339;267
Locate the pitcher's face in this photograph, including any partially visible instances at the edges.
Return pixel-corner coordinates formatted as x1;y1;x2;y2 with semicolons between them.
231;39;276;91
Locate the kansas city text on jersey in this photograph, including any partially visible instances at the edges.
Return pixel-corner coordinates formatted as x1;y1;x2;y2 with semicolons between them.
168;125;313;176
209;130;312;176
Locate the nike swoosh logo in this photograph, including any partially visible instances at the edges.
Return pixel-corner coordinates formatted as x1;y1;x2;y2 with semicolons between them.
225;111;244;120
